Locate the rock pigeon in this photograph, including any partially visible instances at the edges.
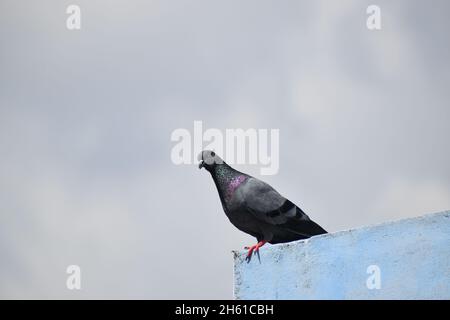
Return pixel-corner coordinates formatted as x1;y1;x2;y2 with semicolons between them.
198;150;327;263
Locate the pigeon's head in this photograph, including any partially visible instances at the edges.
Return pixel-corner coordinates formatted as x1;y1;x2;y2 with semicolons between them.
198;150;224;171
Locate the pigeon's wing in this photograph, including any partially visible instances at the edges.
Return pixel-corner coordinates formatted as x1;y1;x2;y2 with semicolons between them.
238;178;327;237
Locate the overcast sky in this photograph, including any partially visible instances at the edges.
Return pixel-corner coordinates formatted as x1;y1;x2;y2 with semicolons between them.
1;0;449;299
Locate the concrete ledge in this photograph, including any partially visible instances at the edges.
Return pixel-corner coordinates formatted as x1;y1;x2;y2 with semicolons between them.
233;211;450;299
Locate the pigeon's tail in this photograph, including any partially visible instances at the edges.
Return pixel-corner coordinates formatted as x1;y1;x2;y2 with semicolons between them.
269;207;327;244
285;218;327;237
291;206;327;233
300;219;327;235
269;218;327;244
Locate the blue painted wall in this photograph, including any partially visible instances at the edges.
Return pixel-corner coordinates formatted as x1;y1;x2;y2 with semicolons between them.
233;211;450;299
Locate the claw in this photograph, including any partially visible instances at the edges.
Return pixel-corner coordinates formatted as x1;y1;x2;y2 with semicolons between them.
255;248;261;263
244;240;267;264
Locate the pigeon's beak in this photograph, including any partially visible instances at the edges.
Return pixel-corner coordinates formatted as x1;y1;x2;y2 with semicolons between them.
197;152;204;169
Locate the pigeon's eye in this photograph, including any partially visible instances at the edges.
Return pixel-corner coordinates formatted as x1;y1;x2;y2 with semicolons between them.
211;151;215;157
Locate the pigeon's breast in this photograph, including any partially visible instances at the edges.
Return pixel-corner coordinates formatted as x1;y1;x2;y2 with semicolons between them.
224;179;266;239
225;175;247;201
222;175;248;212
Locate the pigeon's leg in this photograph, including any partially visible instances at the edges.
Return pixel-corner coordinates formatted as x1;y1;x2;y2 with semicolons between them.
244;240;267;263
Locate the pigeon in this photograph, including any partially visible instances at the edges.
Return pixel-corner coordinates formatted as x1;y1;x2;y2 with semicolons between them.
198;150;327;263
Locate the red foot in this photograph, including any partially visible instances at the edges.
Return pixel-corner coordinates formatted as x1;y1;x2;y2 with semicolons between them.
244;240;267;263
